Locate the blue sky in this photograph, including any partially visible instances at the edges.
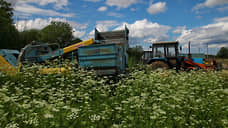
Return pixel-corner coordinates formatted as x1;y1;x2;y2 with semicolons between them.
8;0;228;54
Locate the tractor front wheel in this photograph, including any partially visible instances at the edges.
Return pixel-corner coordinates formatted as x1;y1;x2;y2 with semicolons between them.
148;61;169;71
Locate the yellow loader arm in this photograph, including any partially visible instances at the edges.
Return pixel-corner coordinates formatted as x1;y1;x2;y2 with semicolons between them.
63;39;94;54
0;55;17;75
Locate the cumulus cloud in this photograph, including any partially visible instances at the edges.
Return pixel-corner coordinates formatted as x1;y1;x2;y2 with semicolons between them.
14;4;74;17
86;20;119;39
147;2;167;14
97;6;107;11
72;29;86;38
107;12;123;18
115;19;171;45
16;18;87;38
193;0;228;10
214;16;228;22
9;0;73;18
177;17;228;48
12;0;69;10
173;26;186;34
106;0;139;9
96;20;120;31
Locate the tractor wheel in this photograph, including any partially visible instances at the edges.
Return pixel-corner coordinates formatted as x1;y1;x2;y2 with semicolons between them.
180;61;186;71
216;62;223;71
148;61;169;71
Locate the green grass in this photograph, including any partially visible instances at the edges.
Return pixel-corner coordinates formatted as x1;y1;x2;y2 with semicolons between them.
0;64;228;128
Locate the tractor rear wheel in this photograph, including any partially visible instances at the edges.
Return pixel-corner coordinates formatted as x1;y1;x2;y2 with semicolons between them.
148;61;169;71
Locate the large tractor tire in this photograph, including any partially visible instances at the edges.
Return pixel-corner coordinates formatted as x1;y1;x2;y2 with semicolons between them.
148;61;169;71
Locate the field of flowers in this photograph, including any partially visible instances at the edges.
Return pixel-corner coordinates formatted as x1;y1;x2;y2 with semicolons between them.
0;65;228;128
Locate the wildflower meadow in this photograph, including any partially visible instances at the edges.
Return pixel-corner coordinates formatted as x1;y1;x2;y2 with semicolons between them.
0;64;227;128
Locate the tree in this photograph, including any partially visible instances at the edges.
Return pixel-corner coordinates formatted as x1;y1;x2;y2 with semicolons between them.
128;46;144;65
217;47;228;58
65;38;82;46
39;21;73;47
0;0;19;49
18;29;40;48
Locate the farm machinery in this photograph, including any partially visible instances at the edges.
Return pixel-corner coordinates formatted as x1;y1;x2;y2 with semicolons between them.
146;41;221;71
0;39;94;75
0;26;129;75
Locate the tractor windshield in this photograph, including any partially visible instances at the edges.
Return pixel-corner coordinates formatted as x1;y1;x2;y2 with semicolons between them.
153;47;165;58
152;44;177;58
166;46;176;57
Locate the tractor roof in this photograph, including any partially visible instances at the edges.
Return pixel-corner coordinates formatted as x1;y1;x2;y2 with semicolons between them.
153;41;179;45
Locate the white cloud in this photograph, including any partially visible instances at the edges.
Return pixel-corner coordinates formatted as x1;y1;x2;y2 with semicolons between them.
106;0;139;9
72;29;86;38
67;21;88;30
177;18;228;48
14;0;69;10
130;8;137;11
173;26;186;34
214;16;228;22
107;12;123;18
96;20;119;31
97;6;107;11
9;0;73;18
193;0;228;10
16;18;65;31
16;18;87;38
115;19;171;45
14;3;74;17
147;2;167;14
217;5;228;11
85;20;119;39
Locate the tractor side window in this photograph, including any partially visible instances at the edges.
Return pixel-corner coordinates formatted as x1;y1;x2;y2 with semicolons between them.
153;47;165;57
167;47;176;57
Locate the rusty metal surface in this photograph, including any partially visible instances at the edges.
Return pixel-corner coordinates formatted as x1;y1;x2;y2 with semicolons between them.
78;43;126;75
78;26;129;75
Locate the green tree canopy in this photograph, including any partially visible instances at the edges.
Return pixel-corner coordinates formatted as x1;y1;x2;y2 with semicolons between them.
128;45;144;65
65;38;82;47
18;29;40;49
217;47;228;58
39;21;73;47
0;0;19;49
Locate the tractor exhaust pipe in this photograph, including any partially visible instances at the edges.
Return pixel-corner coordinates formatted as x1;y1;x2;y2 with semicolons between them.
188;41;192;59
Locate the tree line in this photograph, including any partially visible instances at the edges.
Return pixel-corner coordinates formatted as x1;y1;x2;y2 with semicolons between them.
0;0;81;50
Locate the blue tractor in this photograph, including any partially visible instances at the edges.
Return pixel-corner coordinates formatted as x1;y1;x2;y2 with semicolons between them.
146;41;220;71
147;41;181;71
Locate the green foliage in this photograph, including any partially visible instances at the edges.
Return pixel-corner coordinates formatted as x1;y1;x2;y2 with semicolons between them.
65;38;82;47
0;63;227;127
217;47;228;59
39;21;73;47
0;0;19;49
0;0;13;21
128;46;144;67
18;29;40;49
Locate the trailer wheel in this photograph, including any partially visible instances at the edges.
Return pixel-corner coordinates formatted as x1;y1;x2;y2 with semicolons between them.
148;61;169;71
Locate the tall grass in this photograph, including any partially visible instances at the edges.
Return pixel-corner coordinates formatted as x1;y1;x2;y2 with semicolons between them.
0;64;227;128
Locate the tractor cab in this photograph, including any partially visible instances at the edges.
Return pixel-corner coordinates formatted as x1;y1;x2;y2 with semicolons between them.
147;41;181;70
